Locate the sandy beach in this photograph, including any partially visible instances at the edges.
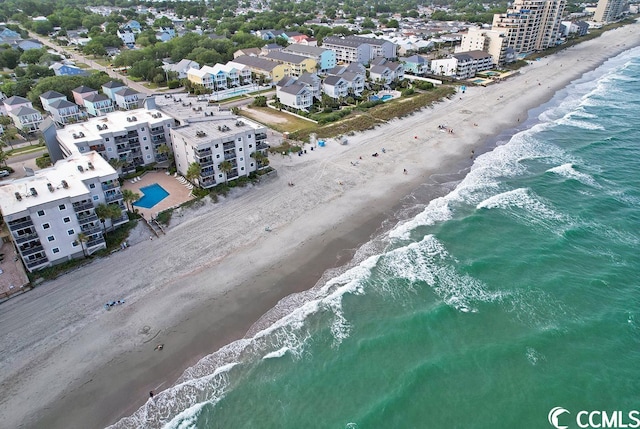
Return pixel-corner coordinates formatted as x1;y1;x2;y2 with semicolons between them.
1;22;639;429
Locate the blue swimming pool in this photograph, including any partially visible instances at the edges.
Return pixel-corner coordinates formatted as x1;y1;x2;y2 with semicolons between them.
370;94;393;102
133;183;169;209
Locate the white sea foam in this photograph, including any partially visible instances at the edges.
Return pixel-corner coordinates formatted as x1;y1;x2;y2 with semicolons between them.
526;347;545;366
379;235;503;312
263;346;290;360
547;163;601;188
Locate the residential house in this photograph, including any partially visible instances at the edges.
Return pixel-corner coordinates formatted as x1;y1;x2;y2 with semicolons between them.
277;82;313;111
39;90;67;112
263;51;317;77
369;64;394;86
101;81;127;101
288;34;318;46
123;20;142;33
261;43;282;55
296;72;322;99
2;95;33;116
229;55;287;84
17;39;43;50
113;88;141;110
50;63;90;76
339;72;365;97
117;29;136;48
47;99;82;125
169;117;269;189
283;44;336;73
72;86;98;106
83;94;115;117
156;27;176;42
9;106;43;132
255;29;284;40
322;75;349;99
401;55;430;75
233;47;261;58
0;151;126;272
162;59;200;79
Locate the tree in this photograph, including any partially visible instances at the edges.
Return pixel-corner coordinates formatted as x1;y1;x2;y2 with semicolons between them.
122;189;140;212
218;160;233;184
156;143;171;161
186;162;201;185
95;203;123;235
0;147;8;167
76;232;88;258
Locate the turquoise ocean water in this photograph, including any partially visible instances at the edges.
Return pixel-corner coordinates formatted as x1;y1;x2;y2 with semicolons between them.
112;47;640;429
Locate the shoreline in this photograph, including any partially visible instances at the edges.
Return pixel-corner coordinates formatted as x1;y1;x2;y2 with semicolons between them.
2;22;640;429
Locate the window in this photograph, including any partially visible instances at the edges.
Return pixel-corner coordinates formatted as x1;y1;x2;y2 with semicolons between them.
141;127;145;131
237;138;241;142
72;241;79;247
239;147;242;152
143;136;147;141
219;174;223;178
58;204;66;210
42;223;50;229
52;248;60;254
146;154;151;159
67;229;74;236
248;134;252;138
144;146;149;150
216;154;220;159
215;144;219;148
47;235;55;242
241;167;244;171
93;195;99;201
249;144;253;148
107;147;113;152
63;217;71;223
90;183;96;189
37;210;45;216
105;138;110;142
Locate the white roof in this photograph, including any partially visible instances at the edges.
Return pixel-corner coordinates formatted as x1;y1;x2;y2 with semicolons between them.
0;151;116;219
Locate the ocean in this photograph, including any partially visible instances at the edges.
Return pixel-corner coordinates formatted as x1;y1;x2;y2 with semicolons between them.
112;47;640;429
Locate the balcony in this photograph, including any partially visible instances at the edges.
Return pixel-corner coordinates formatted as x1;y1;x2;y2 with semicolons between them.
105;192;123;203
224;152;236;160
21;244;44;257
14;232;40;245
8;219;35;231
102;181;118;191
73;201;94;212
87;236;106;248
26;256;49;270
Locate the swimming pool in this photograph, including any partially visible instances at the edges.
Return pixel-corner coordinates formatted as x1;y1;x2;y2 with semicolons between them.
133;183;169;209
370;94;394;102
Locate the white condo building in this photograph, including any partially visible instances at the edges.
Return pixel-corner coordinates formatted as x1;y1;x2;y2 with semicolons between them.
170;116;269;188
492;0;566;54
0;152;127;272
55;108;175;175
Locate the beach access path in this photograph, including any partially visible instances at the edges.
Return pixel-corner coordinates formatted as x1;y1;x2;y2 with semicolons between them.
1;22;640;429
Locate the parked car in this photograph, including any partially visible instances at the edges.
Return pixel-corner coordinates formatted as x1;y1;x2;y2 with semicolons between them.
0;170;10;177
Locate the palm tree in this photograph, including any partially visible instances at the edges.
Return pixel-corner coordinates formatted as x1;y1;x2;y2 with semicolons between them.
186;161;201;185
122;189;140;212
76;232;89;258
0;147;8;167
156;144;171;161
95;203;124;235
108;157;126;172
218;160;233;185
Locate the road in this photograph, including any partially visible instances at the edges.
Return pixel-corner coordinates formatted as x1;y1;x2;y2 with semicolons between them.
27;30;154;96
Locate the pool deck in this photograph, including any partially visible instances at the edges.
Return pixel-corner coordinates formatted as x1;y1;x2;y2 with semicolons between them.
122;171;194;219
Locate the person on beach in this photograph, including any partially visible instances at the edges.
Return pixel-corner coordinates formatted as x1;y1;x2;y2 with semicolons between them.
149;391;154;398
403;169;408;175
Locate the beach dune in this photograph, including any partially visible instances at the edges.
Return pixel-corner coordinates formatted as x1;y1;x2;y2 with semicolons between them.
1;22;640;429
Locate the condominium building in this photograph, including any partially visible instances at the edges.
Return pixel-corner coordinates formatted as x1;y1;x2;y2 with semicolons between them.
457;27;511;66
492;0;566;55
55;108;175;175
263;51;317;77
0;151;127;272
170;117;269;188
322;35;397;64
594;0;628;22
282;44;337;72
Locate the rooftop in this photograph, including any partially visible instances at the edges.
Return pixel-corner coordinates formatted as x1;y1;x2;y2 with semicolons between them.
0;151;116;218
